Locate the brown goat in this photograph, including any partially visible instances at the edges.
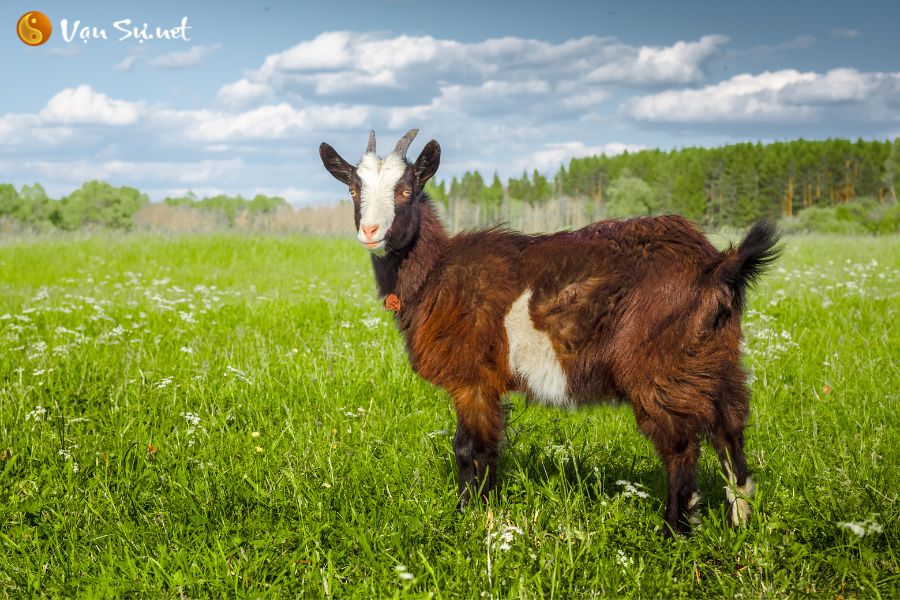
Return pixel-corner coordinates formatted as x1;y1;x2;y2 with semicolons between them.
320;130;780;534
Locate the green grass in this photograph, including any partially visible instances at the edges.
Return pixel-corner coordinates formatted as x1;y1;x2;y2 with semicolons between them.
1;233;898;598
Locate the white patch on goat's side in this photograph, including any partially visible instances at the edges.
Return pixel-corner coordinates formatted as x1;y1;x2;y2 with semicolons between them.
355;153;406;247
723;462;754;526
504;289;572;408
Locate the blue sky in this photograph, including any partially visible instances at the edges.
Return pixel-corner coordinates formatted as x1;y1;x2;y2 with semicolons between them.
1;0;899;204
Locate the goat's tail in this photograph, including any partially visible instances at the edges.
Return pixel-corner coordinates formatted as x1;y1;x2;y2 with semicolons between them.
714;219;782;315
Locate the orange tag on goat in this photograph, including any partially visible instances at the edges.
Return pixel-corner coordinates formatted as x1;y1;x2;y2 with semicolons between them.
384;293;401;312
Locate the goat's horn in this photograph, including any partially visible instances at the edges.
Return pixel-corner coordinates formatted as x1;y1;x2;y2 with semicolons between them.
366;130;376;154
393;128;418;157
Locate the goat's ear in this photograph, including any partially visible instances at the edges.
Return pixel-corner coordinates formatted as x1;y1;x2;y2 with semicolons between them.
319;143;355;185
413;140;441;186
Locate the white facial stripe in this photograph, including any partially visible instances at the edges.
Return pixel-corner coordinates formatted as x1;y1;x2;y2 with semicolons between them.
504;289;572;408
355;153;406;244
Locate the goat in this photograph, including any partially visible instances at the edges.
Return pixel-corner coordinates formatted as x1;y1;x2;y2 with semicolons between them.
319;129;780;534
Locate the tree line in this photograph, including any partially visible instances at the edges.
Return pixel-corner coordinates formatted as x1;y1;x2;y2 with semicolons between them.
1;138;898;233
0;181;287;232
427;137;900;227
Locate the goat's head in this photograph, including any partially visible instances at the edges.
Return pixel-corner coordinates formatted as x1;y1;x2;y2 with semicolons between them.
319;129;440;255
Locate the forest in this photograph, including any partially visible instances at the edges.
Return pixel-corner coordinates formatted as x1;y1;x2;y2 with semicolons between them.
1;138;898;233
427;137;900;230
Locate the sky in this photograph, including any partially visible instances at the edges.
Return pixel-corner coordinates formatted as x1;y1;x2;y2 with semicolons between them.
1;0;899;205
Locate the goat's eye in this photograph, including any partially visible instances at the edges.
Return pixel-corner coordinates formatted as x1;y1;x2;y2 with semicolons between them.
349;189;358;198
401;190;411;198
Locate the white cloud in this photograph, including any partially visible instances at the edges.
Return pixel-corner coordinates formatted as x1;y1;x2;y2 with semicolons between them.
587;35;728;85
831;28;861;39
561;89;612;111
40;84;141;125
148;44;221;69
0;158;244;185
216;78;272;107
623;68;900;124
114;54;141;71
157;103;371;143
223;31;729;105
387;79;554;126
780;68;882;104
0;113;75;146
9;31;896;210
2;83;371;149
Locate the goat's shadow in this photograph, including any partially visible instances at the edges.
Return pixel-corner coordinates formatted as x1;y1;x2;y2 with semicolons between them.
433;411;733;514
501;442;732;505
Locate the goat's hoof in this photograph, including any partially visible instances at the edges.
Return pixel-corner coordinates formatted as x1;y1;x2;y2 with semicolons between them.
728;498;752;527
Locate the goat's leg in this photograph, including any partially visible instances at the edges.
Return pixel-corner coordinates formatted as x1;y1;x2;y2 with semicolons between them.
711;426;754;526
632;399;702;535
452;386;503;509
453;422;476;508
658;436;700;536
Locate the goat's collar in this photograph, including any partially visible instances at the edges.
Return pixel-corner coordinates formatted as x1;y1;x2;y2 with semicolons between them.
384;293;401;312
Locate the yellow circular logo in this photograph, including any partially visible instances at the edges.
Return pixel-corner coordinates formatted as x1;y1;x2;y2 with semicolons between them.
17;11;52;46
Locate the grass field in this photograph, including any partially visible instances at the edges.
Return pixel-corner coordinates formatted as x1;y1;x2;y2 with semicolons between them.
1;232;898;598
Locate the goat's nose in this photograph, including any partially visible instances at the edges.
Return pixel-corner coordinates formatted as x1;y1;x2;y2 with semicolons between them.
361;224;379;240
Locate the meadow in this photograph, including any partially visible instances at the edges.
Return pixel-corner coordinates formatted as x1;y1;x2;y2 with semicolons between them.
0;232;897;598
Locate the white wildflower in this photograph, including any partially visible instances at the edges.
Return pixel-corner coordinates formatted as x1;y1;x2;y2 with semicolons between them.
616;480;650;499
25;406;47;422
487;524;524;551
154;376;174;390
361;317;381;328
394;564;414;581
768;289;787;306
180;412;204;442
838;517;883;538
179;346;193;354
548;443;571;464
27;341;48;360
226;365;253;385
616;549;634;571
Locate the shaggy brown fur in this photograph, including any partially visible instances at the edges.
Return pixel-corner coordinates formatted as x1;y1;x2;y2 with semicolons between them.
320;132;780;534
